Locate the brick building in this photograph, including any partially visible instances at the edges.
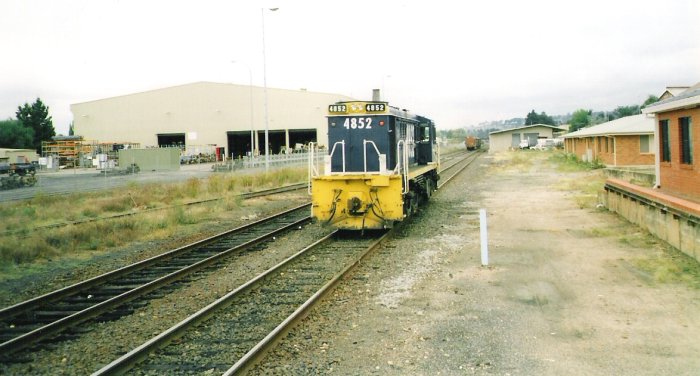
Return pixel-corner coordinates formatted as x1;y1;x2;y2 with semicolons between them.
642;83;700;202
563;114;655;166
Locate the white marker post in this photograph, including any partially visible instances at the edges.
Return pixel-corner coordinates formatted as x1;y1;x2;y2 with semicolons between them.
480;209;489;266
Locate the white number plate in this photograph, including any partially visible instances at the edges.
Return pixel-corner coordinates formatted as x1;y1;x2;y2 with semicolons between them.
343;117;373;130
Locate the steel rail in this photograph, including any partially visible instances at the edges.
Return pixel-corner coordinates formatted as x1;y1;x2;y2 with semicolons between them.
91;231;341;375
225;229;392;375
438;151;482;188
0;203;311;357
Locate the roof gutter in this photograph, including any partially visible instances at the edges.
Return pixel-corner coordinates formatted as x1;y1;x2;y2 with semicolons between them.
643;96;700;114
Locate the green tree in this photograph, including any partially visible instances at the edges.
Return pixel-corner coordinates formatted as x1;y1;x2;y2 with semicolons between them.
16;97;55;153
612;105;640;119
0;119;35;149
642;95;659;108
525;110;556;126
439;128;468;141
569;109;590;132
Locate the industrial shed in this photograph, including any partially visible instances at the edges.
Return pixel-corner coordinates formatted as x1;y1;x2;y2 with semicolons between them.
71;82;356;159
488;124;564;153
0;149;38;163
563;114;655;167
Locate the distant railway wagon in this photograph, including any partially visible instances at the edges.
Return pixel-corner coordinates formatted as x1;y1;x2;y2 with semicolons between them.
465;136;481;150
310;101;439;231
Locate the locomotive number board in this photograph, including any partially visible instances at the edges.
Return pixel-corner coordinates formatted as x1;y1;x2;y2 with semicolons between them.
328;101;389;115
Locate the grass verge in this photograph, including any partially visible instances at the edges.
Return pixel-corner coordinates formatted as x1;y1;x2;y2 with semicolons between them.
0;167;306;276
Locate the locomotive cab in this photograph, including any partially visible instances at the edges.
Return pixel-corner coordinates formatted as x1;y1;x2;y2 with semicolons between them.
309;101;439;230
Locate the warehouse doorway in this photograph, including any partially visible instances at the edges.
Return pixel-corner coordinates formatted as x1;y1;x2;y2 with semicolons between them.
157;133;185;148
258;130;285;155
288;129;317;152
227;131;254;159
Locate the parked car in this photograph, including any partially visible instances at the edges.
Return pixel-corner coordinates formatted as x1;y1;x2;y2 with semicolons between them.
532;138;556;150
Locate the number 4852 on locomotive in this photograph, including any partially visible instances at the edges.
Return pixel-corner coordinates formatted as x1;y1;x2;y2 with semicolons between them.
309;101;440;231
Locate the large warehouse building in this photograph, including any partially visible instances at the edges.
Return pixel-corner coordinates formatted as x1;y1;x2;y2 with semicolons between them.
71;82;356;159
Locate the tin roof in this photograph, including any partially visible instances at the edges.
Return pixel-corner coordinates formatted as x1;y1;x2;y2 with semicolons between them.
563;114;654;138
489;124;565;135
643;82;700;114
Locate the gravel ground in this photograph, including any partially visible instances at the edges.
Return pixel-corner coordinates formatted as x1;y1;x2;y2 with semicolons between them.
251;151;700;375
3;151;699;375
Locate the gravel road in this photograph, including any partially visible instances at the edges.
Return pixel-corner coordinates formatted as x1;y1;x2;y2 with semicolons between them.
251;151;700;375
0;163;219;202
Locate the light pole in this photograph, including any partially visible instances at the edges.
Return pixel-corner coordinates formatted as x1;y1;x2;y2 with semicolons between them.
262;7;278;172
232;60;255;159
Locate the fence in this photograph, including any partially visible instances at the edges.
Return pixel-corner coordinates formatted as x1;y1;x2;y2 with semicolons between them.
214;150;327;172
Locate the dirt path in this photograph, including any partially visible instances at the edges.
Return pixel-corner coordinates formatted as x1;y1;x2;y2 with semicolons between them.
253;151;700;375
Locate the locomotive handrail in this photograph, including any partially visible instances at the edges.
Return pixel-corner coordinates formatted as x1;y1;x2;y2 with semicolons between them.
362;140;383;174
393;140;403;175
403;141;409;193
327;141;346;174
308;142;317;194
396;140;409;194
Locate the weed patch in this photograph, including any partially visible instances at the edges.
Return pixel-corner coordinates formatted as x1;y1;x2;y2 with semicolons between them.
634;248;700;289
0;166;307;271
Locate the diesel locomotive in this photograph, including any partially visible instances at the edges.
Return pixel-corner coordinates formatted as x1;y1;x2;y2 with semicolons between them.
309;100;439;230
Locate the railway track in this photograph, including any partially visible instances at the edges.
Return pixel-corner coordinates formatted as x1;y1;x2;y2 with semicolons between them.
0;203;311;361
438;150;482;187
92;230;390;375
0;150;479;373
89;152;480;375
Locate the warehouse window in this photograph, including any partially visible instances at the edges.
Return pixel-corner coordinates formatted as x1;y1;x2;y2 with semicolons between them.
679;117;692;165
660;120;670;162
640;135;651;153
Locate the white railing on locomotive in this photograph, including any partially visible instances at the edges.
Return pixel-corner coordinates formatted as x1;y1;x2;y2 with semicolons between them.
324;140;346;175
307;144;328;177
308;142;317;194
395;140;410;194
362;140;387;174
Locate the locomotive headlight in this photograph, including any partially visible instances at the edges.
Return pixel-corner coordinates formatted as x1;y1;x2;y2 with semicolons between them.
379;120;385;126
330;122;336;127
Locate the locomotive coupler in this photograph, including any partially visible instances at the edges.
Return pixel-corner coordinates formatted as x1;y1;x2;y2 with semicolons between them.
348;196;363;215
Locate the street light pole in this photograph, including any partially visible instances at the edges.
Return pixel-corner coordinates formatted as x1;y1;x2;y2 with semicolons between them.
232;61;255;160
262;7;278;172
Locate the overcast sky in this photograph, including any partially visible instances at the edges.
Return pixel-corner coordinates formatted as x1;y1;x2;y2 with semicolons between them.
1;0;698;135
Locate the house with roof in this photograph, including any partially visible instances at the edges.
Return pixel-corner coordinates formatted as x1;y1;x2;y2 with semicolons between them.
603;83;699;262
563;114;655;166
642;82;700;201
488;124;564;153
659;86;690;101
